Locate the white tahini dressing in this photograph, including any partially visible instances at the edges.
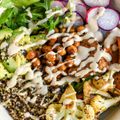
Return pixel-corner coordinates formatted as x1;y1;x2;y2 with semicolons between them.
104;27;120;48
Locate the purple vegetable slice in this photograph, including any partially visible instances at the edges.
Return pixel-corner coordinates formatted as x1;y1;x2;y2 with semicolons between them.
51;1;64;9
86;7;99;23
98;8;119;30
74;12;84;26
76;3;87;19
83;0;110;7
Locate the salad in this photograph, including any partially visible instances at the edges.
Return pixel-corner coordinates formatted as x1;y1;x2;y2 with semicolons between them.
0;0;120;120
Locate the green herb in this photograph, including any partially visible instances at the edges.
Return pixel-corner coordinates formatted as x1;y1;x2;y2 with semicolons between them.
0;0;14;8
33;0;53;10
0;0;62;31
72;74;98;93
41;16;61;31
72;82;83;93
12;0;40;7
0;8;14;26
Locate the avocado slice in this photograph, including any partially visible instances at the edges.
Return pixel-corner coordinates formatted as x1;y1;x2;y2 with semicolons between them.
30;34;46;42
3;57;17;73
3;54;26;73
0;62;11;79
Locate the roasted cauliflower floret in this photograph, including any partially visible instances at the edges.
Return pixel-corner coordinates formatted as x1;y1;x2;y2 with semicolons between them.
92;79;107;89
59;84;76;104
46;84;96;120
82;105;95;120
46;104;63;120
90;95;120;114
83;81;111;103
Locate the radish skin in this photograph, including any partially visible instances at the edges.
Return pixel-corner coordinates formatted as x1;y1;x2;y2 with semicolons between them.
86;7;119;30
74;12;84;26
76;3;87;19
83;0;110;7
86;7;104;23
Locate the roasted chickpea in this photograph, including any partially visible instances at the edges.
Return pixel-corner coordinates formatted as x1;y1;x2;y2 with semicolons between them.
45;52;56;63
77;26;85;32
52;68;58;73
55;46;66;56
70;27;75;33
114;72;120;90
67;67;77;75
117;37;120;48
32;58;41;68
117;37;120;63
57;74;62;79
66;45;77;54
48;38;57;46
98;58;108;70
65;56;74;67
26;50;37;60
92;79;107;89
60;27;66;33
42;45;52;53
74;42;80;47
58;63;67;71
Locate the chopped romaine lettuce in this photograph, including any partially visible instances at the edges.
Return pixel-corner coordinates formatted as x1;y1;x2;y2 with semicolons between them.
0;0;14;8
12;0;40;7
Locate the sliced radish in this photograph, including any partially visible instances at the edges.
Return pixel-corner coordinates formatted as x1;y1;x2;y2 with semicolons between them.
58;0;68;6
75;0;85;5
83;0;110;7
98;8;119;30
51;1;64;9
76;3;87;19
74;12;84;26
86;7;100;23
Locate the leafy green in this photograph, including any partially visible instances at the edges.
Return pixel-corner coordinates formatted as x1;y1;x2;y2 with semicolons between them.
72;75;97;93
41;16;61;31
34;0;53;10
0;8;15;26
0;0;14;8
72;82;83;94
12;0;40;7
0;0;62;31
